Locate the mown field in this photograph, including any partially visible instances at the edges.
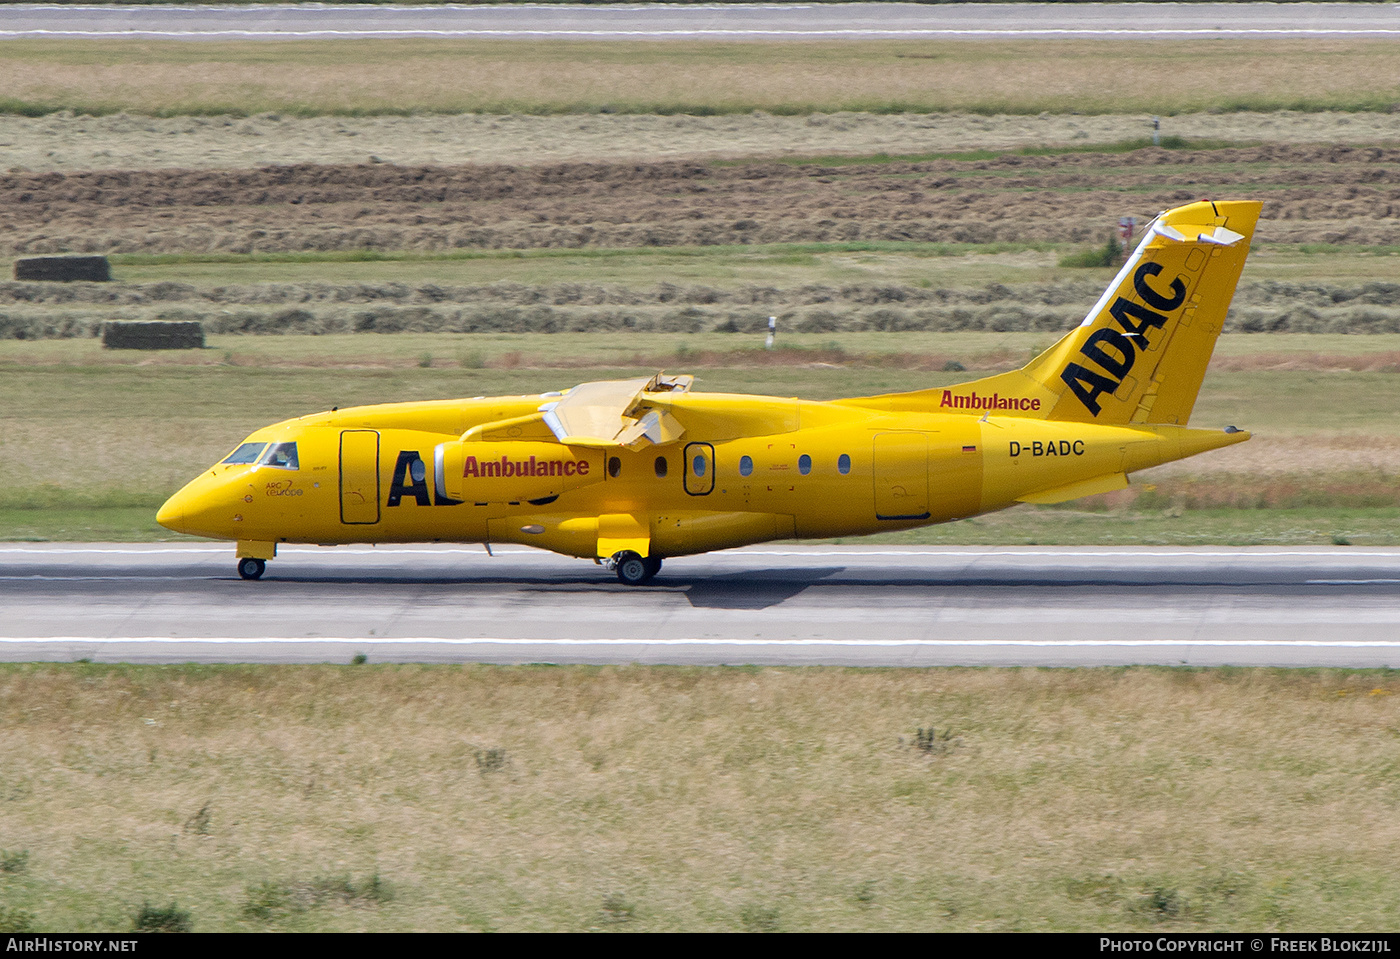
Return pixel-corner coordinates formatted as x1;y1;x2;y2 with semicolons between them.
3;327;1399;545
1;664;1399;933
2;121;1399;546
3;38;1399;117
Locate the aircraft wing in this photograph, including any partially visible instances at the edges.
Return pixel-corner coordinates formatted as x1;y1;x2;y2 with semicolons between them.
539;373;692;450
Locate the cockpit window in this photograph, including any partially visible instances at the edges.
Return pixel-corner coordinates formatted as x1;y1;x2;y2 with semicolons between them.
259;442;299;470
222;442;267;465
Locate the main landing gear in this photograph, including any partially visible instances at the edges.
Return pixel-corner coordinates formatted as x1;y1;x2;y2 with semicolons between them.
237;557;266;580
608;550;662;586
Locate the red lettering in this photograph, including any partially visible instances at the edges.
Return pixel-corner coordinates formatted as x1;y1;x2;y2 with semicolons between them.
463;456;479;478
937;391;1041;414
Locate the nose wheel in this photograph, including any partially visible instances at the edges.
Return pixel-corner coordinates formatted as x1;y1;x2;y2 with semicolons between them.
609;551;662;586
237;557;266;580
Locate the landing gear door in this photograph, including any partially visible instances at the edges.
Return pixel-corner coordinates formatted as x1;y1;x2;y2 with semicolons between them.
684;442;715;496
340;430;381;525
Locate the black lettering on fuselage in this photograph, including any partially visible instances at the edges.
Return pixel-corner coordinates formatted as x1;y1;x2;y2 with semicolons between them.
387;450;432;507
1009;439;1086;458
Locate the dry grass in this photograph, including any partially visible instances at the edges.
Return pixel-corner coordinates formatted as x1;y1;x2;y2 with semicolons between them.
1;664;1398;931
6;110;1400;173
2;340;1399;515
3;40;1399;118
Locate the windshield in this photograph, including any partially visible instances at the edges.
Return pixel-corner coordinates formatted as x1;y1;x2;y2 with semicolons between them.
259;442;299;470
222;442;267;465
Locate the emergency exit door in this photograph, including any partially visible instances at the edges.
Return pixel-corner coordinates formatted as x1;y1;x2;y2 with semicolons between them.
340;430;381;524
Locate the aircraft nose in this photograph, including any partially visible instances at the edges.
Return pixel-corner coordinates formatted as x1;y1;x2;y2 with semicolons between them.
157;474;228;537
156;490;186;532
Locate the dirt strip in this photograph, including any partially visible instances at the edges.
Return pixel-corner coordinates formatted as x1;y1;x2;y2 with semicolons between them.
3;143;1399;257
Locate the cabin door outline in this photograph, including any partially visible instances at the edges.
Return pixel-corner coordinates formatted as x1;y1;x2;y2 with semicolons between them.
873;431;931;521
340;429;381;525
684;442;715;496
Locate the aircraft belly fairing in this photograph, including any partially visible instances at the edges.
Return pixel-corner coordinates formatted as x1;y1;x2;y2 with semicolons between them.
157;200;1260;584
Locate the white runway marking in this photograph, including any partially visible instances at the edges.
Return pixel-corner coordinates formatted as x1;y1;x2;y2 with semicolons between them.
7;29;1400;39
1;545;1391;558
3;4;1397;41
14;636;1400;650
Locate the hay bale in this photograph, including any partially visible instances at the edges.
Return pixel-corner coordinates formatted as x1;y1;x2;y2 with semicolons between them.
102;320;204;350
14;255;111;283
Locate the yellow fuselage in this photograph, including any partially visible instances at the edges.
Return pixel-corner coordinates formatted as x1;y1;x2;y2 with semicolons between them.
157;390;1245;561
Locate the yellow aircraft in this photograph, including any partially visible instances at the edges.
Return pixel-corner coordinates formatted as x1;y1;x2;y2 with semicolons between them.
158;199;1259;584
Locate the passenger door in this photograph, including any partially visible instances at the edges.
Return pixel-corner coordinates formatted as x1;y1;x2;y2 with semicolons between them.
339;430;381;524
873;431;930;520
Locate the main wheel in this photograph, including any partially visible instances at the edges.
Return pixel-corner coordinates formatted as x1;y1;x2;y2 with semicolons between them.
237;557;266;580
612;551;655;586
643;555;663;579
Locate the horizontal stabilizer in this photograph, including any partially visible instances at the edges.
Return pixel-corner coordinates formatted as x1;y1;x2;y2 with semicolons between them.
1017;472;1128;505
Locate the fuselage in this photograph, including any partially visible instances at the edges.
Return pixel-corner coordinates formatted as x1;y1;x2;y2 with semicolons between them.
156;388;1245;560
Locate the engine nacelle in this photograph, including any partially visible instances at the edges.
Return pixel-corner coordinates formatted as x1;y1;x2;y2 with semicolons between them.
434;441;603;503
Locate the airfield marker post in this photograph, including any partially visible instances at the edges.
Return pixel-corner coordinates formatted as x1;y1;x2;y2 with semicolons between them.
1118;217;1136;264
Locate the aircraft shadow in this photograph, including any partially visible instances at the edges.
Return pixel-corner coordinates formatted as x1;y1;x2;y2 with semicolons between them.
191;567;848;610
679;567;844;610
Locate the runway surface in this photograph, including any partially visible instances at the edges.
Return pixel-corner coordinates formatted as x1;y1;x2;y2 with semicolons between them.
2;3;1397;40
2;543;1398;666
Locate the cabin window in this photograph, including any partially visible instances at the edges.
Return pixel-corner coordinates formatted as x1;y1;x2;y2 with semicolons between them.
838;453;851;475
260;442;300;470
739;455;753;477
608;456;621;478
798;454;811;475
654;456;668;478
222;442;266;465
685;443;715;496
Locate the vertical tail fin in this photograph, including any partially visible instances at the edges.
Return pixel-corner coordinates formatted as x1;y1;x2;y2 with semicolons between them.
848;200;1261;426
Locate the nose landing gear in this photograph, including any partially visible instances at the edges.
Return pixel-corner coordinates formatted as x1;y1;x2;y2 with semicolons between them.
237;557;266;580
607;550;662;586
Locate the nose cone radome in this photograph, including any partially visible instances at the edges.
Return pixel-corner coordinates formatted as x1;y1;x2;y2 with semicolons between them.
157;472;237;539
156;493;184;532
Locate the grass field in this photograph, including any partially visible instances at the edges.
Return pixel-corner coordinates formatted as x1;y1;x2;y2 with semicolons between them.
2;334;1398;543
1;664;1398;932
79;245;1400;290
2;39;1399;117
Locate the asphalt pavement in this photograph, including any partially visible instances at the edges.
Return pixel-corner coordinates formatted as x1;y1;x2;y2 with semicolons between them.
1;3;1397;40
3;543;1398;666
